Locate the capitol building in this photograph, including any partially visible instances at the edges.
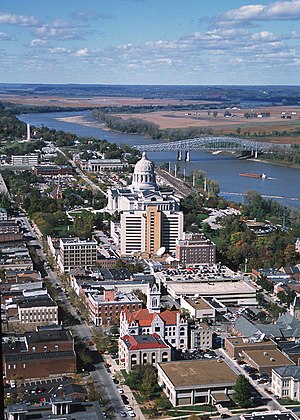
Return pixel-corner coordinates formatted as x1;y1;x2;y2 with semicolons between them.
107;152;184;257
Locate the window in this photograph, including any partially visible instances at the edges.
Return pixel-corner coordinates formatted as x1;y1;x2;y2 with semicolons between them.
155;326;160;332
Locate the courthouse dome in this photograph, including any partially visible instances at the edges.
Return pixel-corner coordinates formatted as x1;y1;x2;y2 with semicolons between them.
132;152;158;190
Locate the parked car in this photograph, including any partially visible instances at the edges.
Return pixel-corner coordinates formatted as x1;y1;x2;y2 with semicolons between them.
119;411;127;417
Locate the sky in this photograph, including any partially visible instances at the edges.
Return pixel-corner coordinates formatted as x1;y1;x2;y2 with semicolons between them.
1;0;300;85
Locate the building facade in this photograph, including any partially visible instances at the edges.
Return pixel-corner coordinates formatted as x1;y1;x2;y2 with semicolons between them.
107;152;184;256
190;323;213;350
87;158;127;172
2;327;76;382
58;238;98;273
272;366;300;401
120;308;189;350
119;333;171;373
176;233;216;266
87;289;143;326
157;360;237;406
11;154;39;167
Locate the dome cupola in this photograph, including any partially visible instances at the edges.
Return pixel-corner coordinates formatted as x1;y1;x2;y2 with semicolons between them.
132;152;158;190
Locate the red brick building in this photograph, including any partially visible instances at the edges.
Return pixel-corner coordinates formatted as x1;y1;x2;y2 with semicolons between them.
2;327;76;382
175;233;216;267
88;289;143;326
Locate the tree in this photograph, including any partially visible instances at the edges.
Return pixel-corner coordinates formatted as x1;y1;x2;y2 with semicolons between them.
140;364;159;398
233;375;252;408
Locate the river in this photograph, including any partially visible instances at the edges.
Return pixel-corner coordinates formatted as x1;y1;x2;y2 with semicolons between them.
18;110;300;208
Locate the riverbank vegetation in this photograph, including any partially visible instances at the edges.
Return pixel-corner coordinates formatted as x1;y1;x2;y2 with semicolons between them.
180;188;300;272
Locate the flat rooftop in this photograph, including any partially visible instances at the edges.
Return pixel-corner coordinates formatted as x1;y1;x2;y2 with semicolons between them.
158;359;237;388
185;297;212;311
243;348;294;367
242;411;298;420
167;280;256;296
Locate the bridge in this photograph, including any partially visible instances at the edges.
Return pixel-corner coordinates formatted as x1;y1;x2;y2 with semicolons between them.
134;136;290;154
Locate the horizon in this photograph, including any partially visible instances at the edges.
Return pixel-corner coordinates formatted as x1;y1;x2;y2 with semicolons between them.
1;0;300;85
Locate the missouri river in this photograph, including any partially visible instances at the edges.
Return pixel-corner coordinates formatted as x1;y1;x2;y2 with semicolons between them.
18;110;300;208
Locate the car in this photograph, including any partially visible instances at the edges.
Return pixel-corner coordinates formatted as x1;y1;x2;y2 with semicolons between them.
103;412;108;418
117;388;124;394
125;405;133;411
128;411;135;417
119;411;127;417
105;362;111;368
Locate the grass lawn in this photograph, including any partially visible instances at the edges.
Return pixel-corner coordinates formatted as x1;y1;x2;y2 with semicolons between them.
278;399;300;406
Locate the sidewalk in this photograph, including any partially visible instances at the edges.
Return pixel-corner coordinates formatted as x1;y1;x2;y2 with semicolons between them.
104;354;146;420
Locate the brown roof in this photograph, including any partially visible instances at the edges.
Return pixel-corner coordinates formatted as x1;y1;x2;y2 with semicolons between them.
243;349;295;367
186;297;212;311
158;360;237;388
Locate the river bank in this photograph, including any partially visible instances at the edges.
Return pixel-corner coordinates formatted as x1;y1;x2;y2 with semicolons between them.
18;110;300;208
248;157;300;170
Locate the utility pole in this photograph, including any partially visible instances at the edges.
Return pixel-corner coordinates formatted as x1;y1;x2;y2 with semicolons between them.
168;161;171;173
174;164;177;178
192;172;195;187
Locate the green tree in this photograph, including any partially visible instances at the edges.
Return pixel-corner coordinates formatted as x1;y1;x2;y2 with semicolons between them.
140;364;159;398
233;375;252;408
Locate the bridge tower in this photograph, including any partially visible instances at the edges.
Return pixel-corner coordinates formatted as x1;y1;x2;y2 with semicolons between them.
177;150;182;161
185;150;190;162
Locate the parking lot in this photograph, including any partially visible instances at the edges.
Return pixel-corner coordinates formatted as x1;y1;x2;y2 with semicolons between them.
5;376;74;405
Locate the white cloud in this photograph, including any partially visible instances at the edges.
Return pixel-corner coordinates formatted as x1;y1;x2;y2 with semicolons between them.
0;13;39;27
29;39;48;47
0;32;15;41
48;47;71;54
218;0;300;24
33;20;87;41
74;48;89;57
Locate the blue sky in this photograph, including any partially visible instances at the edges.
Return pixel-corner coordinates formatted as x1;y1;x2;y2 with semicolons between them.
1;0;300;85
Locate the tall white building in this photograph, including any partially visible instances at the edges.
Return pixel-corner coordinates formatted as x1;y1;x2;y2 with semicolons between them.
107;152;184;256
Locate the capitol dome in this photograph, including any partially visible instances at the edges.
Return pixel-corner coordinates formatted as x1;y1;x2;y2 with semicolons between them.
131;152;158;190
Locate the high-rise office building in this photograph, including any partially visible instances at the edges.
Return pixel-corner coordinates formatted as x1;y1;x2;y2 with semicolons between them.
108;153;184;256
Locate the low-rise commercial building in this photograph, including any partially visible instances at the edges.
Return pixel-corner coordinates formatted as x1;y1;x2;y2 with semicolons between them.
11;154;39;167
242;348;295;375
224;337;277;360
88;289;143;326
180;296;220;321
165;280;257;306
119;333;171;373
17;295;58;325
33;165;72;176
87;158;127;172
157;359;237;406
2;327;76;382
